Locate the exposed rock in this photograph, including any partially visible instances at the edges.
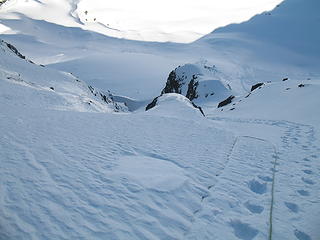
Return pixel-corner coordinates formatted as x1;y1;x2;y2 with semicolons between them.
161;71;181;94
251;83;264;92
160;63;231;104
148;62;232;116
2;40;26;60
298;84;305;88
185;76;199;101
218;95;235;108
191;102;205;116
145;97;159;111
282;78;289;81
0;0;7;6
87;85;127;112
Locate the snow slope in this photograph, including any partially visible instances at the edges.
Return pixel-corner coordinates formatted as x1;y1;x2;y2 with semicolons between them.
193;0;320;92
203;78;320;240
0;40;127;112
1;0;319;101
0;0;320;239
1;38;319;239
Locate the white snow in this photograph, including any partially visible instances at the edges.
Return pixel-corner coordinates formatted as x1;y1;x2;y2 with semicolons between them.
0;0;319;239
113;156;187;192
0;0;283;43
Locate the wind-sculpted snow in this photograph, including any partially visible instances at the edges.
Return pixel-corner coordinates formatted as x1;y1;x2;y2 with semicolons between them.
0;0;320;239
0;103;235;239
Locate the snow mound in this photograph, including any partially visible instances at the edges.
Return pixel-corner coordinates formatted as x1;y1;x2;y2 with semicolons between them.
146;93;204;118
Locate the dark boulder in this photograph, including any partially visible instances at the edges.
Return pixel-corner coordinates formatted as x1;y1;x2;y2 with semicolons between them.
218;95;235;108
251;83;264;92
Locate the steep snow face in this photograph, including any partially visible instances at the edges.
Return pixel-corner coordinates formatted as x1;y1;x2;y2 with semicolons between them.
159;62;232;107
0;40;127;112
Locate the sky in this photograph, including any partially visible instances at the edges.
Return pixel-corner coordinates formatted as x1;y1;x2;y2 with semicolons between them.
77;0;284;42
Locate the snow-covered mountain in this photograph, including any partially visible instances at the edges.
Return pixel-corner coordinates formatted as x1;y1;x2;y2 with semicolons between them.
193;0;320;91
148;62;233;109
1;0;319;100
0;0;283;43
0;0;319;239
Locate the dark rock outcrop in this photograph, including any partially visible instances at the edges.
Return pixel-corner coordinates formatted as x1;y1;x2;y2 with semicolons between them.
0;0;8;6
186;76;199;101
2;40;26;60
87;85;125;112
161;71;181;94
251;83;264;92
161;67;201;102
191;102;205;116
218;95;235;108
145;97;159;111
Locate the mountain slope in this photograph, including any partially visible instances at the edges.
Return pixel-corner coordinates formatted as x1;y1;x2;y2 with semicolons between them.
0;0;283;43
0;1;320;239
193;0;320;92
0;39;127;112
1;0;319;100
